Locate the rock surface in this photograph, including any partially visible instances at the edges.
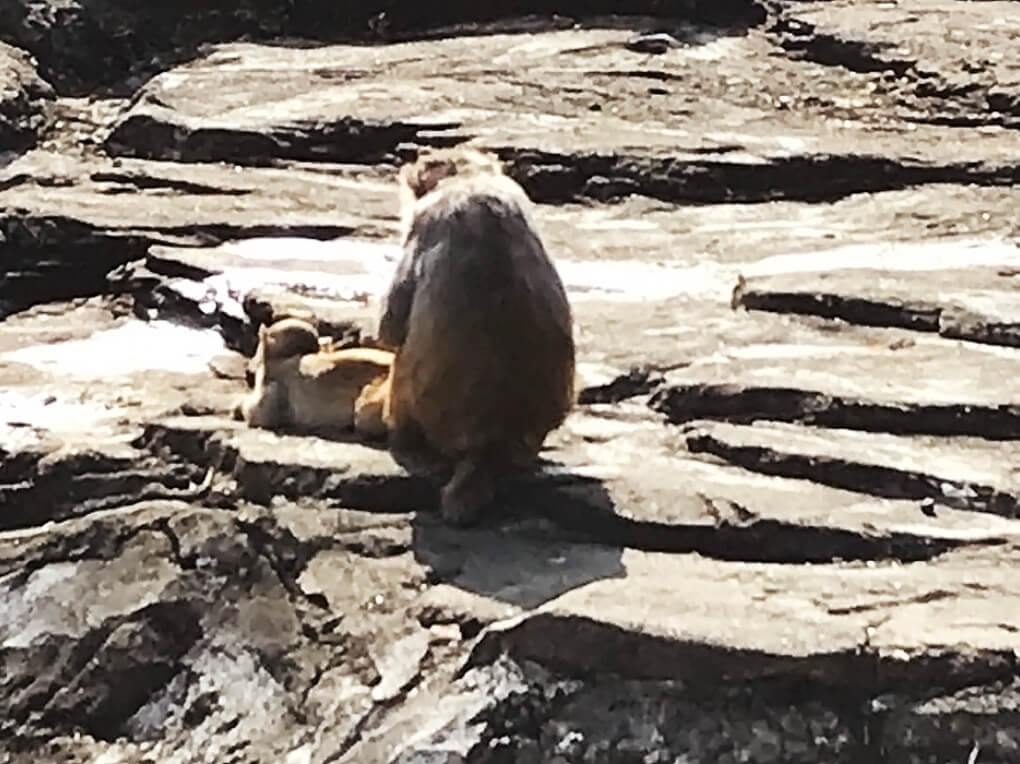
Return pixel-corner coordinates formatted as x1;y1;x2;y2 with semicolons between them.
0;41;52;152
2;1;1020;762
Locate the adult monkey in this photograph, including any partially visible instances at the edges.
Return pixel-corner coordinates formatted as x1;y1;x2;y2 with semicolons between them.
378;147;575;525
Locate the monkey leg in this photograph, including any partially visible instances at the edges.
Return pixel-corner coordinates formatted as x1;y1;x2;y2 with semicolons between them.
353;399;387;440
242;381;283;428
387;412;452;481
353;380;389;440
439;454;500;527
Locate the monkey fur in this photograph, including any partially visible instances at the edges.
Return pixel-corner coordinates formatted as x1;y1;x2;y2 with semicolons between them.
235;317;393;439
378;146;576;525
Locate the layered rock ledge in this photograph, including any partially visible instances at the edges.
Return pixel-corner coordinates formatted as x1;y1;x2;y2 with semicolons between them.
2;1;1020;762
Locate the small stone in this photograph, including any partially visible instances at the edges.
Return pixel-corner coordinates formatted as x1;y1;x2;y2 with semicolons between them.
625;32;680;54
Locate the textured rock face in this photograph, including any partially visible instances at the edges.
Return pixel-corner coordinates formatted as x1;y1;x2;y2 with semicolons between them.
0;41;52;151
0;0;764;95
2;1;1020;762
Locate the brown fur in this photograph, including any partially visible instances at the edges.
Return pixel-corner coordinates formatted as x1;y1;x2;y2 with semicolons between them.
378;147;575;524
235;318;393;439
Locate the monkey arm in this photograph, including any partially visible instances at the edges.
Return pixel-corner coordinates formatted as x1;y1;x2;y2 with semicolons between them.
377;245;421;349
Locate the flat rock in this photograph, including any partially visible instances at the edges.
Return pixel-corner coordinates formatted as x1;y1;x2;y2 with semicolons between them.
684;419;1020;518
138;402;1011;568
142;414;432;512
773;0;1020;129
736;247;1020;347
473;543;1020;677
103;30;1020;205
0;1;735;95
653;325;1020;438
553;401;1020;534
0;151;394;240
0;149;395;318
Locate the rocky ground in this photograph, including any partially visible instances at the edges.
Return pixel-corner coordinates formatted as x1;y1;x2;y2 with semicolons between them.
2;0;1020;762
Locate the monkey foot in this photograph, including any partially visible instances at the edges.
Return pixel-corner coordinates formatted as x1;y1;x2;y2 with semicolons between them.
438;487;484;526
391;450;452;483
439;463;498;527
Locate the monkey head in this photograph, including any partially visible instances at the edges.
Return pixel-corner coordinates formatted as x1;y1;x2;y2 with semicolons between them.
398;147;506;225
259;318;321;361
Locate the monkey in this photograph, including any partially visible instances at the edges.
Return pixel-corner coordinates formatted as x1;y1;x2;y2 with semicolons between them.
378;146;576;525
235;317;394;439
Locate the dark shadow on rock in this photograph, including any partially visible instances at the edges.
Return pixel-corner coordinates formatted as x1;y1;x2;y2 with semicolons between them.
410;467;627;609
652;383;1020;440
226;417;394;450
502;147;1020;207
1;219;151;322
407;457;972;604
0;151;23;171
259;8;765;51
577;365;667;405
466;612;859;685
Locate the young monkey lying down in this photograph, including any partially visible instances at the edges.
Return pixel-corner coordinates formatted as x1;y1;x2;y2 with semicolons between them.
234;317;393;439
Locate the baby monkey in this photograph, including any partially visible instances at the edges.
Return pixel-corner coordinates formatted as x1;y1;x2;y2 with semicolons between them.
379;146;576;525
235;317;393;439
